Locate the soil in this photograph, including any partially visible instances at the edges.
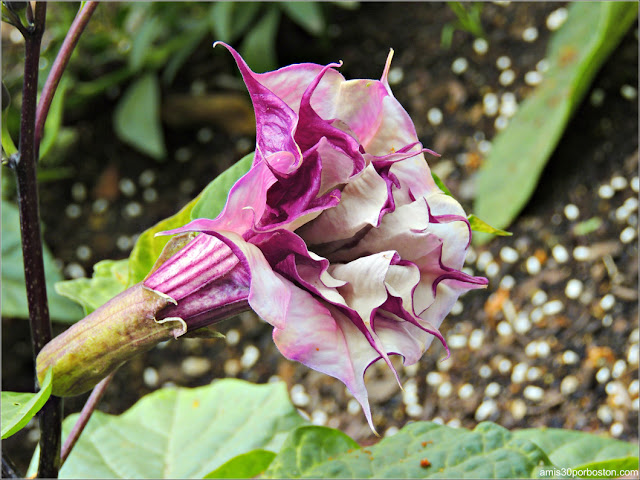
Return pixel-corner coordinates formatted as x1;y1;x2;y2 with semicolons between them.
2;2;638;475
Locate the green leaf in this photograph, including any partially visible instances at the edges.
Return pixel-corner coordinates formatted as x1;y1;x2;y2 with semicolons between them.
1;200;83;323
572;457;639;478
1;367;52;439
36;380;306;479
264;422;552;479
572;217;603;236
1;109;17;156
238;6;280;72
129;16;163;72
39;76;70;161
431;171;453;197
113;74;167;160
468;214;512;236
190;151;254;220
513;428;639;471
210;2;262;44
55;259;130;315
473;2;638;244
204;450;276;479
279;2;325;36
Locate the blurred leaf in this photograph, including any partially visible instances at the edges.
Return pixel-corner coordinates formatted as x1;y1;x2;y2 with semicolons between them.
190;151;254;220
239;6;280;72
1;200;83;323
40;76;70;161
162;22;209;85
1;109;17;156
209;2;262;44
1;368;52;439
279;2;325;36
113;74;167;160
55;259;130;315
573;457;639;478
129;16;163;72
474;2;638;244
572;217;603;236
468;214;512;236
204;450;276;479
431;171;453;197
29;380;306;478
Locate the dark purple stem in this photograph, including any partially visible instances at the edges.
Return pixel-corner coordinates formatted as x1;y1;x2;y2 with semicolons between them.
34;1;99;148
60;371;115;466
11;3;61;478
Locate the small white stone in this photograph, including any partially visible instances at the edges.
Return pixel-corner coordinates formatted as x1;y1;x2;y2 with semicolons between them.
473;38;489;55
427;107;443;126
116;235;132;251
478;140;492;154
562;350;580;365
523;385;544;402
631;176;639;193
598;184;615;199
498;358;512;374
513;313;532;334
620;226;636;244
511;363;528;383
602;314;613;327
525;341;539;358
564;204;580;220
536;59;550;73
500;93;518;117
543;300;564;316
485;382;501;398
406;403;424;417
624;197;638;211
71;182;87;202
522;27;538;42
526;256;541;275
291;384;310;407
143;367;159;387
537;341;551;358
552;244;569;263
527;367;542;381
465;247;478;264
223;359;241;376
483;93;499;116
479;365;492;378
494;115;509;131
432;417;445;425
65;263;86;279
240;345;260;369
565;279;584;299
182;357;211;377
560;376;579;395
610;422;624;437
347;398;360;414
628;379;639;396
123;202;142;218
499;69;516;86
590;88;605;107
65;204;82;219
600;294;615;311
451;57;469;75
616;205;631;222
500;246;519;263
510;399;527;420
387;66;404;85
621;84;638;101
524;71;543;86
311;410;328;426
225;329;240;346
496;56;511;70
447;418;462;428
143;188;158;203
469;329;484;350
500;275;516;290
459;384;474;399
628;344;639;365
531;290;548;306
485;262;500;277
612;360;628;380
426;371;443;386
631;329;639;343
437;356;454;372
611;176;628;191
546;7;568;30
76;245;92;261
437;381;453;398
385;426;399;437
404;363;419;377
475;399;498;421
451;300;464;315
573;246;591;261
476;251;493;271
595;367;611;384
448;334;467;350
597;405;613;424
530;308;544;324
497;321;513;337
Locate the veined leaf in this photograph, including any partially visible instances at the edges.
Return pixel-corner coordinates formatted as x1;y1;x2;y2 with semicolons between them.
1;368;52;439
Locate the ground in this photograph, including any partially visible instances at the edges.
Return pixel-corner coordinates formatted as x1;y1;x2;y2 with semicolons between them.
2;2;638;474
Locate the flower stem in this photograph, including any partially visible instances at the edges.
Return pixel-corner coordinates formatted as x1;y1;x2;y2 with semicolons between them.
34;1;98;148
60;371;115;467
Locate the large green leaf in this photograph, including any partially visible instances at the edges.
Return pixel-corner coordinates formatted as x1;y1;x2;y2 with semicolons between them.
1;367;52;439
513;428;639;472
33;380;306;479
113;74;166;160
204;450;276;479
1;200;83;323
264;422;552;478
209;2;262;44
238;6;280;72
55;259;130;315
279;2;325;36
473;2;638;244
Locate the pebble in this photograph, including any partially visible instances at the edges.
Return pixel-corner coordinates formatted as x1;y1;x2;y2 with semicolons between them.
631;329;639;343
499;275;515;290
620;226;636;243
510;399;527;420
511;363;528;383
496;56;511;70
92;198;109;214
65;263;85;279
560;376;579;395
497;321;513;337
525;342;539;358
498;69;515;86
485;382;501;398
437;356;453;372
473;38;489;55
485;261;499;277
139;169;156;187
291;384;310;407
478;140;492;154
143;367;159;387
624;197;638;211
551;244;569;263
565;279;583;299
546;7;568;30
536;341;551;358
65;204;82;219
387;67;404;85
602;315;613;327
620;84;638;101
542;300;564;316
530;308;544;324
497;358;512;374
71;182;87;202
119;178;136;197
628;345;639;365
404;363;419;377
595;367;611;384
476;251;493;271
465;247;477;264
459;384;474;399
531;290;548;306
124;202;142;218
631;176;639;193
500;246;519;263
610;423;624;437
590;88;605;107
240;345;260;369
598;184;615;199
116;235;132;251
311;410;328;426
437;381;453;398
450;301;464;315
500;92;518;117
76;245;92;261
469;329;484;350
427;107;443;126
483;93;499;116
522;27;538;42
447;419;462;428
143;188;158;203
182;357;211;377
475;399;497;421
527;367;542;381
572;246;591;261
525;256;541;275
406;403;423;418
385;426;399;437
448;334;467;349
629;379;639;397
597;405;613;424
426;372;443;386
451;57;469;75
536;59;550;73
563;204;580;220
610;176;628;191
599;294;615;311
179;179;196;195
523;385;544;402
479;365;492;378
223;359;241;376
524;71;543;86
347;398;360;414
562;350;580;365
197;127;213;143
494;115;509;130
513;313;532;334
175;147;192;163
